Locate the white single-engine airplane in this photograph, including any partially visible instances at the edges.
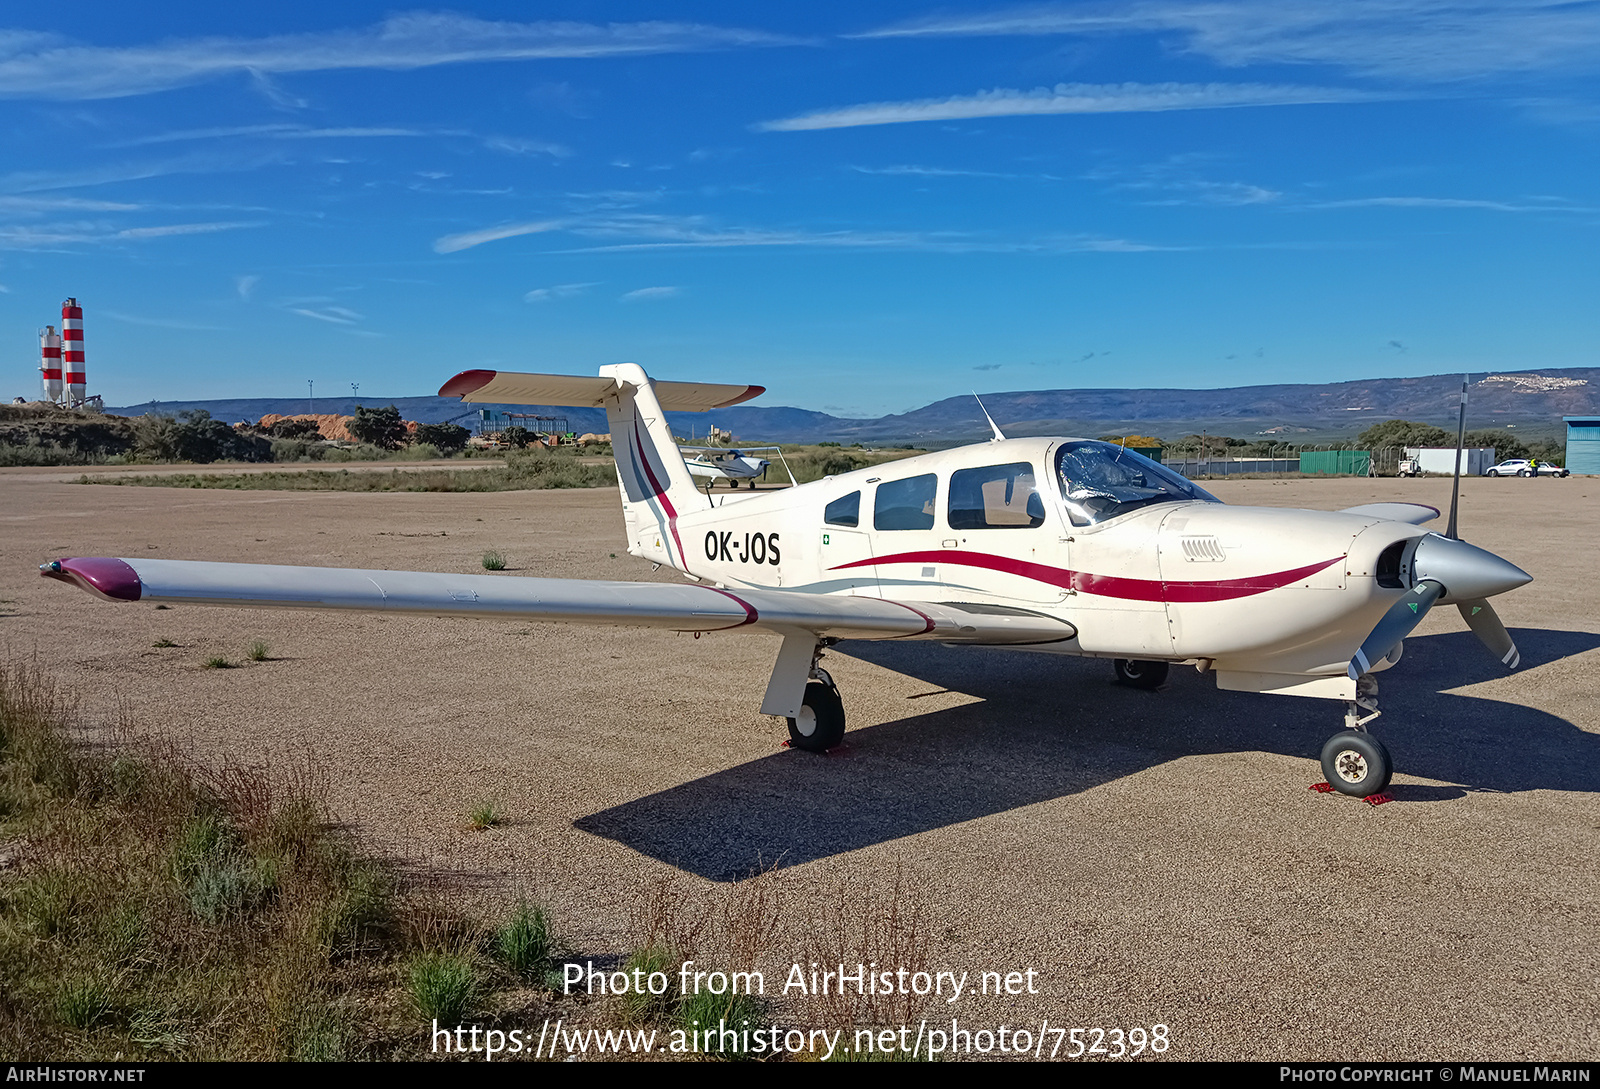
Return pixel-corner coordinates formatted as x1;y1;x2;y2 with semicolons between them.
42;364;1531;798
681;446;780;489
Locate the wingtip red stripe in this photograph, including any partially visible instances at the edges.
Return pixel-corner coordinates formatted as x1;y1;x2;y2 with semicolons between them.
438;369;498;397
711;385;765;409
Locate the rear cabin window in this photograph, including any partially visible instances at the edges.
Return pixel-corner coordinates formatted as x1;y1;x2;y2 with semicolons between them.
873;474;937;531
948;463;1045;529
824;491;860;527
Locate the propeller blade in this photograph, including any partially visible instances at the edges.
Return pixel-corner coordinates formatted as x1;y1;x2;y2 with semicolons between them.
1350;579;1444;679
1446;376;1468;539
1458;598;1520;669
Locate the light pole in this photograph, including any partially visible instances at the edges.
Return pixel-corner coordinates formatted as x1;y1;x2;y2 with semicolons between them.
307;379;314;415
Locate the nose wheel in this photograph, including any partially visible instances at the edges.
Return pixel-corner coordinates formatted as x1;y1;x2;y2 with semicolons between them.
1321;674;1392;797
1320;731;1393;797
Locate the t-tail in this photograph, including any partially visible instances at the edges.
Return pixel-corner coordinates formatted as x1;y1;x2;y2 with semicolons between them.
436;363;765;569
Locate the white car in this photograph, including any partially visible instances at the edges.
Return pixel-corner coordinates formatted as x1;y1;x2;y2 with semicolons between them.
1484;459;1569;478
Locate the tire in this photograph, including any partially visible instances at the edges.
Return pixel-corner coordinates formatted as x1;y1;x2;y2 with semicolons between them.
1486;470;1499;477
787;680;846;752
1518;469;1532;478
1113;659;1169;690
1319;731;1393;797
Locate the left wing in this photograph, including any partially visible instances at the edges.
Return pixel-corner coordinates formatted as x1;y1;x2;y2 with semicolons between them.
41;557;1074;645
1339;502;1440;525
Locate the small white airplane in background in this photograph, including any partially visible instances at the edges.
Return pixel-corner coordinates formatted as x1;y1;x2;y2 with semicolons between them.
681;446;783;490
42;365;1530;798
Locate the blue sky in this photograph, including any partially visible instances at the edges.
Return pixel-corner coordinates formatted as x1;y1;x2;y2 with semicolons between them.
1;2;1596;415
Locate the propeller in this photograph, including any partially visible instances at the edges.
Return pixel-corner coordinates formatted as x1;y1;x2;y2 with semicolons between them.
1458;598;1520;668
1350;579;1443;679
1347;378;1530;679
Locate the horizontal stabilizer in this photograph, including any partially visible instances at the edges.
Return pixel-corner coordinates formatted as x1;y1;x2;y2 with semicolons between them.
41;557;1075;645
1338;502;1440;525
438;369;764;412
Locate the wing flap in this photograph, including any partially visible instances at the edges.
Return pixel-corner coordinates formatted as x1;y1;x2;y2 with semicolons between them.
438;369;764;412
42;557;1074;644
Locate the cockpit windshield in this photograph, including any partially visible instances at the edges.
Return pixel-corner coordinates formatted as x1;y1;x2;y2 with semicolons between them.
1055;440;1218;526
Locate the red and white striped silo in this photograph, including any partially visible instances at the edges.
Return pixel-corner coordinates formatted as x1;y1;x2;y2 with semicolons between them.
39;326;63;403
61;298;86;406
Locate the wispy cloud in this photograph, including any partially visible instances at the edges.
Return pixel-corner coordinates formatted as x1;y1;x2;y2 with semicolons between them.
524;282;599;302
853;2;1600;82
483;136;571;158
757;82;1387;131
1087;156;1283;206
0;195;141;212
0;150;284;195
103;310;225;331
116;221;259;240
850;164;1060;180
620;286;680;301
432;219;565;253
0;219;260;249
235;274;260;299
0;13;798;100
288;306;362;325
1309;195;1596;212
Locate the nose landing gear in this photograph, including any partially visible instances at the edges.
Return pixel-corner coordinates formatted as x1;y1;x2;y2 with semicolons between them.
1321;674;1393;797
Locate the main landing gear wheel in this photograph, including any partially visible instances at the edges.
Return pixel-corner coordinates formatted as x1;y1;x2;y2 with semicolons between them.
787;680;846;753
1113;659;1169;690
1319;730;1393;797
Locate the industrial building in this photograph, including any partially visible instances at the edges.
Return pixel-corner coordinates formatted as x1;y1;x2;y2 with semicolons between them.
1564;416;1600;475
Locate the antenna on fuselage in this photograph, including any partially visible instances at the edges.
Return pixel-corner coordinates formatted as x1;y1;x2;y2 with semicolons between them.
973;393;1007;442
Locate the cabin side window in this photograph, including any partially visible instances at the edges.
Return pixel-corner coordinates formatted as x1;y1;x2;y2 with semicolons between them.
824;491;860;528
873;474;938;531
948;463;1045;529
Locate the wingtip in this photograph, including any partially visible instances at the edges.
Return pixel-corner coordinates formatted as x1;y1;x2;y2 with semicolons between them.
40;557;142;602
438;369;497;398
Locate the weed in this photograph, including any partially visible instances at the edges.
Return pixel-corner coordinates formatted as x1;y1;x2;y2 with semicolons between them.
676;987;766;1056
495;902;552;981
481;550;507;571
56;976;113;1030
246;640;270;662
201;656;231;669
128;1008;189;1053
407;952;481;1023
151;638;177;649
467;801;502;830
612;944;679;1026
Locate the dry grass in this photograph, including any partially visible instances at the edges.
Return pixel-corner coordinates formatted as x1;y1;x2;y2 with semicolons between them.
0;660;556;1061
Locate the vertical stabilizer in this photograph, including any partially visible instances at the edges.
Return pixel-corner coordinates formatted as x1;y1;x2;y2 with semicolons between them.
600;363;710;568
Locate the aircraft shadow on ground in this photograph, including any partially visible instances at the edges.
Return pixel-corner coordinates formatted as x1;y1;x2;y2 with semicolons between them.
574;628;1600;881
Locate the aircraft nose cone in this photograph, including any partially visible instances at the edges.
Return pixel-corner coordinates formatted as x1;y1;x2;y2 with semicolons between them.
1413;533;1532;601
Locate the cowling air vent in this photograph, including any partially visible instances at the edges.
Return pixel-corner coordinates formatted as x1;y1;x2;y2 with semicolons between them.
1180;535;1227;562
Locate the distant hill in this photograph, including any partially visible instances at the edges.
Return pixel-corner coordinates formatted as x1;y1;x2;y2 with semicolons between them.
107;367;1598;445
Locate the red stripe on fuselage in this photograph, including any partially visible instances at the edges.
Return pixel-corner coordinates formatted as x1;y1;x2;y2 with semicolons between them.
829;550;1341;603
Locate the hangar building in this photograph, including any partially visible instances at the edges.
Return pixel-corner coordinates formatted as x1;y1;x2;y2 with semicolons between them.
1564;416;1600;475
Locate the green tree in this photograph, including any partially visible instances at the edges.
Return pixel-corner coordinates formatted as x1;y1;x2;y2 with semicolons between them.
414;422;470;452
267;418;323;440
1463;429;1527;462
346;405;407;450
1356;419;1452;449
499;426;531;449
